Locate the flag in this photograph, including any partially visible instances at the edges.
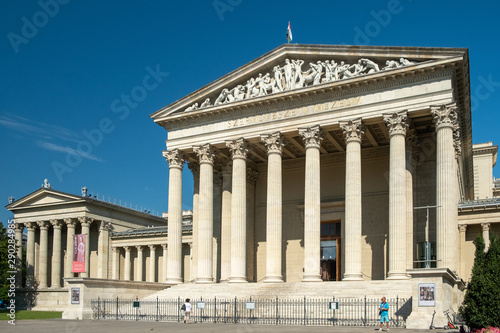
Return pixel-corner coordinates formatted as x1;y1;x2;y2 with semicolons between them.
287;21;292;43
72;234;86;273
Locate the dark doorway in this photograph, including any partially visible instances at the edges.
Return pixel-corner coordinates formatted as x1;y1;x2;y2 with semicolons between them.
320;220;341;281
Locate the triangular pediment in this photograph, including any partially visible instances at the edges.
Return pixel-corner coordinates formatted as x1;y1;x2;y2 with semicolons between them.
150;44;468;126
6;188;84;210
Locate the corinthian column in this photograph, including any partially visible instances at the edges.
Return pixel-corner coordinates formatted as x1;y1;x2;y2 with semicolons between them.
194;144;216;283
246;168;259;282
164;149;185;284
384;111;409;279
431;103;459;272
220;162;232;282
50;220;63;288
98;221;111;279
124;246;131;281
37;221;49;288
136;245;144;281
78;217;93;278
15;223;24;288
261;132;285;283
64;218;76;283
227;138;248;283
25;222;36;288
299;125;323;282
406;131;418;271
148;245;156;282
188;162;200;282
339;118;364;281
161;244;168;282
482;223;491;251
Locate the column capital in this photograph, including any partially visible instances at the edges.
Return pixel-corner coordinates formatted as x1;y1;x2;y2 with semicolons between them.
194;144;217;165
148;244;156;251
226;138;248;160
78;216;94;227
187;161;200;179
64;218;77;228
163;149;185;170
481;222;491;231
124;246;131;252
25;222;37;231
458;224;467;233
15;223;24;231
99;221;113;231
37;221;49;230
431;103;458;130
161;243;168;250
299;125;323;149
383;111;408;137
339;118;365;143
261;132;285;155
50;219;64;229
136;245;143;251
247;167;259;185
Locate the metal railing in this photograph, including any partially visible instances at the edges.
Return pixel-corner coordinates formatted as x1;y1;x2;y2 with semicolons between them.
91;296;412;327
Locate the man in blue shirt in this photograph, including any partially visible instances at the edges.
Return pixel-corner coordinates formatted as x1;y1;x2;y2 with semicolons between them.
379;296;389;331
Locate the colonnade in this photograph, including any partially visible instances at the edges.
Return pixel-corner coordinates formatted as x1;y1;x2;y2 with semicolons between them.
163;103;462;283
111;244;169;282
14;217;112;289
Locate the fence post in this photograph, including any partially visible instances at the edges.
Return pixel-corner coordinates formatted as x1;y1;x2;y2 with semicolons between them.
364;295;367;326
332;296;335;326
234;296;237;324
97;297;100;320
275;296;278;325
135;296;138;321
177;296;180;322
156;297;159;322
116;296;119;320
396;296;399;327
303;296;306;326
214;296;217;324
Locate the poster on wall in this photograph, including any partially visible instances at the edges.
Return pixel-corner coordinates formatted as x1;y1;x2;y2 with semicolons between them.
72;234;86;273
418;283;436;306
71;288;80;304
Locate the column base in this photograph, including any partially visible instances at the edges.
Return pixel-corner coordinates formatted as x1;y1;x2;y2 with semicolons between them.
387;272;410;280
38;284;48;289
302;275;322;282
229;277;248;283
196;277;214;284
165;277;183;284
49;285;62;289
263;276;284;283
342;273;363;281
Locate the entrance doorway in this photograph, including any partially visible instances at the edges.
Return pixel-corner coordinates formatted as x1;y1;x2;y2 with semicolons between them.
320;220;341;281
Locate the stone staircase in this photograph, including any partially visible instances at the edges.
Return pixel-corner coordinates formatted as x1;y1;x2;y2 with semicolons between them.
145;280;413;300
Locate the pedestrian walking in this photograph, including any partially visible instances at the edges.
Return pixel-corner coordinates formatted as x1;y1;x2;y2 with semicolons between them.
379;296;390;331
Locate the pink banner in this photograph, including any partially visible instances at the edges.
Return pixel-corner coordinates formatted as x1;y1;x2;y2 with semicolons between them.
72;234;86;273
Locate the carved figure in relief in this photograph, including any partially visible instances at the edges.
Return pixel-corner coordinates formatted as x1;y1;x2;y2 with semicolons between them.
200;98;211;108
400;58;415;66
329;60;339;81
185;102;199;111
321;60;332;82
273;65;284;92
292;59;305;88
284;59;294;90
231;85;246;101
215;89;229;105
383;60;400;70
360;58;380;73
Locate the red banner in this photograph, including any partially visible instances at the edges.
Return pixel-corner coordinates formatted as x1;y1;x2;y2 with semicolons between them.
72;234;86;273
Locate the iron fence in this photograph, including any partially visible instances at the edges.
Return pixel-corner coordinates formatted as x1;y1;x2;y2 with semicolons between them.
91;296;411;327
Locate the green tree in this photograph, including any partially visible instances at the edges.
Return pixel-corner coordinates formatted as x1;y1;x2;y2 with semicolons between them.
459;235;500;330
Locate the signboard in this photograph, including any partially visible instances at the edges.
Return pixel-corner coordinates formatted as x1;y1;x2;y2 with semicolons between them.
72;234;86;273
418;283;436;307
197;302;205;309
71;288;80;304
245;302;255;310
329;301;339;310
133;301;140;308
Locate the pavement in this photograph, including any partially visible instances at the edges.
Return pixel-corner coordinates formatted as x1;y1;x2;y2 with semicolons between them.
1;319;462;333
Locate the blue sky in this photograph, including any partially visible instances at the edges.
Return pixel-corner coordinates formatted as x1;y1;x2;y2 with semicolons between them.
1;0;500;227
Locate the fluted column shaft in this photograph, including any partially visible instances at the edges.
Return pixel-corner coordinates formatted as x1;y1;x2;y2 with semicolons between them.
149;245;156;282
188;163;200;282
227;138;248;283
220;164;232;282
98;222;111;279
300;126;323;282
161;244;168;282
79;219;92;278
124;246;131;281
406;131;417;271
384;111;409;279
37;221;49;288
261;132;285;283
112;247;119;280
340;119;364;281
15;224;24;288
164;149;184;284
50;220;63;288
194;144;216;283
246;169;258;282
459;225;467;278
136;246;143;281
26;223;36;288
482;223;491;251
64;219;76;283
432;104;459;272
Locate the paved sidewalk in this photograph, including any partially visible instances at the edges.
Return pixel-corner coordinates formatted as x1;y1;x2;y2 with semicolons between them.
1;319;460;333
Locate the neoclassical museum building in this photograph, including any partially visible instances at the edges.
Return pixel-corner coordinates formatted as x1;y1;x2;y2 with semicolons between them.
6;44;500;328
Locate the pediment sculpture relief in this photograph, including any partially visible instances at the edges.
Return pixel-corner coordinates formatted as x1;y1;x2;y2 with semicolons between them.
184;57;417;112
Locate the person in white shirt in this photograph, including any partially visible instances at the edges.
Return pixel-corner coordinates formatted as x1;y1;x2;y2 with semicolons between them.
183;298;192;324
